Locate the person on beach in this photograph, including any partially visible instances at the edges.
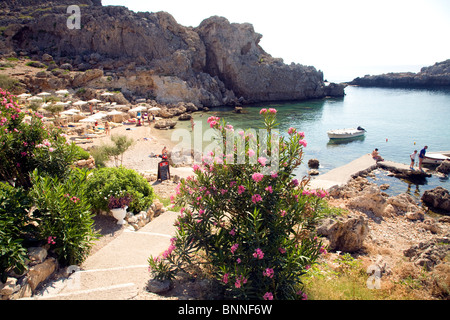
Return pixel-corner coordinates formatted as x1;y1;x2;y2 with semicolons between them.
371;148;384;162
410;150;417;170
418;146;428;171
104;121;110;136
161;146;168;158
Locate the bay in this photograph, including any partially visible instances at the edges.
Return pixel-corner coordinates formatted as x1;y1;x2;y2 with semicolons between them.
165;86;450;198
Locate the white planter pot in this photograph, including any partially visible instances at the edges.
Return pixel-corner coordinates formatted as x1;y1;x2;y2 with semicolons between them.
111;206;128;225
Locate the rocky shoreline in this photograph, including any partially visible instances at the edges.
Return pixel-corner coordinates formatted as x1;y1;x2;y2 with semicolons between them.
348;59;450;89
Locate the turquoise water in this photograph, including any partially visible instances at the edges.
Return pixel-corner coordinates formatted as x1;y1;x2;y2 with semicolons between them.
167;86;450;196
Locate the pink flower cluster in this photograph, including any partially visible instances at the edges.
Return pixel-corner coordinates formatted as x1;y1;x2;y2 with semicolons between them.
302;189;329;198
234;275;248;288
263;268;274;278
259;108;277;115
251;194;262;204
230;243;239;255
163;238;177;258
47;236;56;245
251;172;264;182
207;116;220;128
263;292;273;300
253;248;264;259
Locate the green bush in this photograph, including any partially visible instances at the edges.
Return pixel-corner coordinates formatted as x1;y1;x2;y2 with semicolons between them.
85;166;154;214
0;182;31;282
0;89;86;188
29;169;98;266
149;109;329;300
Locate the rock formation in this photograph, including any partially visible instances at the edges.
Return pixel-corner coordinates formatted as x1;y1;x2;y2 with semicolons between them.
0;1;345;106
348;59;450;89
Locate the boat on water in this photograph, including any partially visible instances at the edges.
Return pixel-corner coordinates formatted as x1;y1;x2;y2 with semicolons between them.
422;151;450;165
327;126;366;139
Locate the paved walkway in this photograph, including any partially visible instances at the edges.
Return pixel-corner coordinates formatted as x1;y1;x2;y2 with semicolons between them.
32;211;179;300
308;153;377;190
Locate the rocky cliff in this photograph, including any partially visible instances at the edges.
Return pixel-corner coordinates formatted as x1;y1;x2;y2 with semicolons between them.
0;1;345;106
348;60;450;89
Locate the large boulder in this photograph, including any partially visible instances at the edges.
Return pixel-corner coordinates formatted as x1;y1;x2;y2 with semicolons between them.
421;187;450;213
317;215;369;253
154;119;177;130
436;159;450;174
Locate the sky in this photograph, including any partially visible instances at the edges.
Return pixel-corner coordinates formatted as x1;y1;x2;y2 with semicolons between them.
101;0;450;82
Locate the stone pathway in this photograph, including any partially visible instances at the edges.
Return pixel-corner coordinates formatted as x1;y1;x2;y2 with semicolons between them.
31;211;179;300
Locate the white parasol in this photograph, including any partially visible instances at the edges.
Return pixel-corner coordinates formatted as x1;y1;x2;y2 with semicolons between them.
88;99;102;104
55;89;69;95
73;100;88;106
148;106;161;112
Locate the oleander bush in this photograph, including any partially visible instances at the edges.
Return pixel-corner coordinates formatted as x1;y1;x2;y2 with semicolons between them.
29;169;98;266
0;88;98;272
85;166;155;214
0;182;30;282
149;108;329;300
0;89;88;189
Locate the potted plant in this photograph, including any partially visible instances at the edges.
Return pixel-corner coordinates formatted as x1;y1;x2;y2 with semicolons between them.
108;191;132;225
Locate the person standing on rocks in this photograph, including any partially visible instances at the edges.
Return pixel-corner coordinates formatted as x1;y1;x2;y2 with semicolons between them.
419;146;428;172
410;150;417;170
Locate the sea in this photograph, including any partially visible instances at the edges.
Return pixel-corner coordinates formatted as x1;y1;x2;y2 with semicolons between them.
161;81;450;200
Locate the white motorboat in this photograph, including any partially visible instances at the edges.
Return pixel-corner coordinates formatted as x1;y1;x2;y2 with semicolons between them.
422;152;450;165
327;126;366;139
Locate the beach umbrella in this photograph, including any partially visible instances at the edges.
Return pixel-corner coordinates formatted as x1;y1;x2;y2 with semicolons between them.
17;93;31;99
79;117;97;123
27;96;43;102
129;106;147;112
55;89;69;95
88;99;102;104
37;92;51;97
73;100;88;106
148;107;161;112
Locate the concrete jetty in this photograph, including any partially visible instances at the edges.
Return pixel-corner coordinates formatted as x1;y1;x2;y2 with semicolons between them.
308;153;432;191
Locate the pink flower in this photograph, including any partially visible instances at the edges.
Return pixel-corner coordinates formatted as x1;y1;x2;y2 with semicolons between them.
48;147;54;152
252;172;264;182
280;209;286;217
265;186;273;193
251;194;262;204
259;108;267;114
271;172;278;178
253;248;264;259
238;185;246;194
247;149;255;157
288;127;296;135
268;108;277;114
291;179;299;187
235;275;247;288
47;236;56;245
319;246;327;255
297;290;308;300
298;139;307;147
278;247;286;254
231;243;239;254
263;292;273;300
258;157;267;166
263;268;274;278
236;258;241;264
223;273;229;284
229;228;236;236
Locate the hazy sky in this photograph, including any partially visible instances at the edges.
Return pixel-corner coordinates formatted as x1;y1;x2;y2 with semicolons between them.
101;0;449;81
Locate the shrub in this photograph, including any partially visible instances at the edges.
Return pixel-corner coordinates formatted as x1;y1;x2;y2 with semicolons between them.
0;89;86;188
85;166;154;214
29;169;98;266
0;182;31;282
149;109;329;300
